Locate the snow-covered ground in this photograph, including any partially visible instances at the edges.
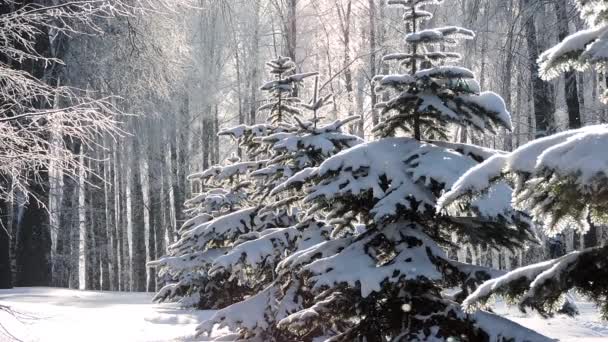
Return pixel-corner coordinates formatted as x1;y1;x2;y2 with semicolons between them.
493;299;608;342
0;287;606;341
0;287;212;342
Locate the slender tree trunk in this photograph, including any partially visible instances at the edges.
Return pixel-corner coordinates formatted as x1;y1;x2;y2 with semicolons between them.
67;166;81;289
235;38;244;130
515;72;523;147
94;154;109;291
521;0;554;138
17;173;52;286
214;105;220;163
0;199;12;289
249;0;261;125
156;139;168;287
170;95;189;238
202;112;211;170
105;139;119;291
146;139;161;292
502;0;516;151
118;144;130;291
555;0;581;129
337;1;355;134
169;124;180;243
130;137;146;292
113;142;124;290
9;192;20;289
577;72;585;123
286;0;298;63
84;158;98;290
369;0;378;127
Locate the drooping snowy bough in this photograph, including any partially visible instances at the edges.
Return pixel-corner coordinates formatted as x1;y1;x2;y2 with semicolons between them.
440;124;608;320
538;0;608;102
437;1;608;321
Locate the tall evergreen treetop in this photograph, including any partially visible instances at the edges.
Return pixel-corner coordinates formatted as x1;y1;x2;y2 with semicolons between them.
374;0;511;139
259;56;317;125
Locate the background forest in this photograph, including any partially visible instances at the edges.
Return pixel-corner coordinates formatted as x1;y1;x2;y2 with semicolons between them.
1;0;605;302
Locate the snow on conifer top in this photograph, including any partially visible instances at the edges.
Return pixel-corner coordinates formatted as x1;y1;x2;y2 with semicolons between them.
263;116;361;154
274;137;533;247
258;56;317;125
285;223;444;298
405;26;475;46
274;138;476;222
373;0;512;139
169;206;293;270
190;160;265;182
208;220;331;284
387;0;444;9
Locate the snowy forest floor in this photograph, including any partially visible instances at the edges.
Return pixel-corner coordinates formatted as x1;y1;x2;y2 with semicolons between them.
0;288;607;342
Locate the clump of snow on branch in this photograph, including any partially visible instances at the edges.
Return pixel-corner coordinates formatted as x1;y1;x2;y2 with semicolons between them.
440;125;608;234
538;1;608;102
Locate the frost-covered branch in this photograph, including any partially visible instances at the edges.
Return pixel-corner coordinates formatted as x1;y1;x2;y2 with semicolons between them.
442;124;608;319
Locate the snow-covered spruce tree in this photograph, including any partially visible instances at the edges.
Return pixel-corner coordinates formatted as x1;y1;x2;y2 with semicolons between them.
196;1;548;341
206;115;363;298
149;154;264;308
150;57;361;310
149;57;311;308
192;68;362;316
149;123;299;309
202;117;363;306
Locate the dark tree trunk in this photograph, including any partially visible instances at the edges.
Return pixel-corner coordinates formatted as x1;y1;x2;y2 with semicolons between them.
57;140;81;288
214;106;220;164
117;144;130;291
249;2;260;126
202;112;211;170
68;174;81;290
16;174;52;286
130;137;147;292
169;133;180;242
521;0;555;138
146;143;161;292
155;150;167;289
94;157;110;291
85;170;99;290
584;214;598;248
105;140;119;291
369;0;378;127
146;201;157;292
555;0;581;129
170;95;189;239
0;200;11;289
